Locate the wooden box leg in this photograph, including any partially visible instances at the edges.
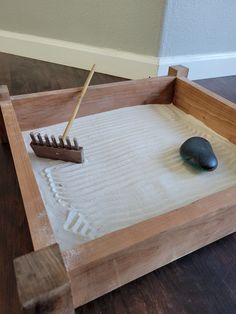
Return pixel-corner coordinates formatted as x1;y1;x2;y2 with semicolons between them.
168;65;189;78
14;244;74;314
0;85;10;143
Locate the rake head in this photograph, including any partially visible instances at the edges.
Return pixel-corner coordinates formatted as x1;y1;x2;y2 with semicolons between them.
30;132;84;163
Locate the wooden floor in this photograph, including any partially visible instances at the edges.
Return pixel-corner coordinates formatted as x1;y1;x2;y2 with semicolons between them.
0;52;126;95
0;52;236;314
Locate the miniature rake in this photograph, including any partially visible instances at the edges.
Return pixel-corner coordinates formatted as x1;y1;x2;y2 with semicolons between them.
30;64;96;163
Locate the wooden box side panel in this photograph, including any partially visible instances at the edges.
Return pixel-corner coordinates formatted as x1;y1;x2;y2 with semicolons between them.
64;186;236;307
173;77;236;144
1;102;56;250
11;76;176;131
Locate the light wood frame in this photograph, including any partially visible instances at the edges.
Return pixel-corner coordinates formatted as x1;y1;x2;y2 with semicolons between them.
1;66;236;313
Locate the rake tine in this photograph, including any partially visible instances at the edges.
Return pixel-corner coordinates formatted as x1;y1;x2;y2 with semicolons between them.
66;136;72;149
44;134;51;146
30;132;37;144
37;133;44;145
58;136;65;148
73;138;79;150
51;135;58;148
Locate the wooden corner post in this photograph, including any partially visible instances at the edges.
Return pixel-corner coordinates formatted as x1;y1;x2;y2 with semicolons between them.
0;85;10;143
168;65;189;78
14;244;74;314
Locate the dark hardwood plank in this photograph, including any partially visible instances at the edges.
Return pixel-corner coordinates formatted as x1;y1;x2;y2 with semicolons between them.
0;143;33;314
0;52;236;313
0;52;126;95
76;234;236;314
196;76;236;104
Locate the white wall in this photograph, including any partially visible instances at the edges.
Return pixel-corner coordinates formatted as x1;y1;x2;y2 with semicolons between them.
158;0;236;79
160;0;236;57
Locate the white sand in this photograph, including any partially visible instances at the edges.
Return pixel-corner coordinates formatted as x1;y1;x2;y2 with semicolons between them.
22;104;236;250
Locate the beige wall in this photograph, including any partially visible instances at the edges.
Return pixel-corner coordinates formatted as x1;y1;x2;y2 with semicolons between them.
0;0;165;56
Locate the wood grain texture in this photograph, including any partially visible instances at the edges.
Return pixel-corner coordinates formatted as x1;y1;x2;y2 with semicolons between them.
14;244;74;314
174;77;236;144
1;102;55;250
1;52;236;314
168;65;189;77
0;85;10;143
11;76;175;131
197;75;236;103
0;142;34;314
64;185;236;307
76;232;236;314
8;72;236;310
0;52;126;96
31;143;84;164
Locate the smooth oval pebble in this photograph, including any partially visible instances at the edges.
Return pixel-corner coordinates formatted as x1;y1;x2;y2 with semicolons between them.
180;137;218;171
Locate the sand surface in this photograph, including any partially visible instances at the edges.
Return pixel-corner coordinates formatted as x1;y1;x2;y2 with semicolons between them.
23;104;236;250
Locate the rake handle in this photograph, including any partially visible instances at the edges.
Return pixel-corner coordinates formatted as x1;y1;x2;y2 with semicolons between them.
62;64;96;141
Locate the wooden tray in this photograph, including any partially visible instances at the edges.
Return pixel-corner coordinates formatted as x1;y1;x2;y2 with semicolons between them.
1;65;236;313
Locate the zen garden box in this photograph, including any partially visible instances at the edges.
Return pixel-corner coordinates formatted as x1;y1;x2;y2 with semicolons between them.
1;66;236;313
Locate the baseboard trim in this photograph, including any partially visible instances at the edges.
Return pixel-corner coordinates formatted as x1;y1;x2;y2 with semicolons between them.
158;52;236;80
1;30;235;81
0;30;157;79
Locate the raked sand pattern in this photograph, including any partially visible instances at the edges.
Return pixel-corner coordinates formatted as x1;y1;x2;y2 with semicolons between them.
23;104;236;250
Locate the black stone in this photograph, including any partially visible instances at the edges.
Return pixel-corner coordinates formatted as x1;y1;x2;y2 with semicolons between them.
180;137;218;171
